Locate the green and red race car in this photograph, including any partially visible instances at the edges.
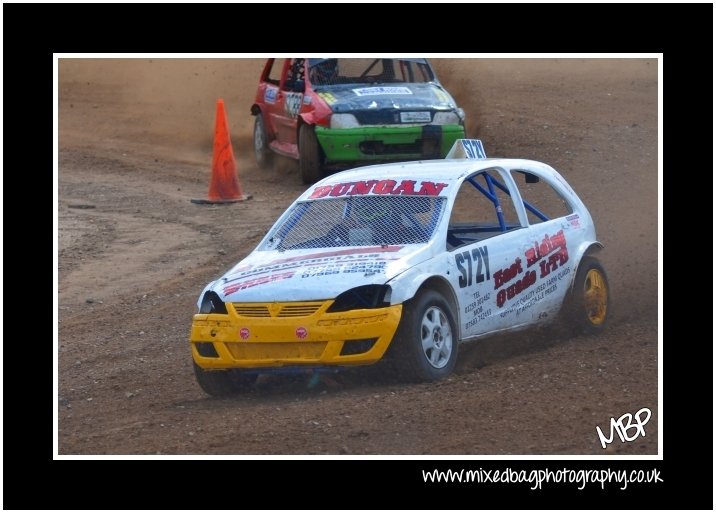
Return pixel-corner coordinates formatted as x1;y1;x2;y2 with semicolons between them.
251;58;466;183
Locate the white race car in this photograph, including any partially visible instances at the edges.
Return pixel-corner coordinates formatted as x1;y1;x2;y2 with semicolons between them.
190;140;609;396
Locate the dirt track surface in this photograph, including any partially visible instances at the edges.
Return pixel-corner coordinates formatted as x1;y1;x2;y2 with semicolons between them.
57;58;658;455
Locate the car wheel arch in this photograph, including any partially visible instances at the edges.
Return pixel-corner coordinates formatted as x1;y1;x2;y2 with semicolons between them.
298;112;318;127
389;281;460;382
568;241;604;294
417;276;460;324
559;254;610;335
391;274;460;335
296;114;322;145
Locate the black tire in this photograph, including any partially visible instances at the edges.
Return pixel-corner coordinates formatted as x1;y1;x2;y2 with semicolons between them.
193;362;257;397
298;124;323;184
563;256;610;335
391;289;458;382
253;115;273;169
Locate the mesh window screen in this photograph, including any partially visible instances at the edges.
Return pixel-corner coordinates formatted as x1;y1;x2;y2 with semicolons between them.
262;196;445;251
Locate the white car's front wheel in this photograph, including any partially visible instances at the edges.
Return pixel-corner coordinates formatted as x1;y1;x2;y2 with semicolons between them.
392;289;458;382
193;362;257;397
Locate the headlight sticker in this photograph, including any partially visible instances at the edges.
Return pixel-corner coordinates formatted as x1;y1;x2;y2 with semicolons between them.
317;92;338;105
433;88;450;104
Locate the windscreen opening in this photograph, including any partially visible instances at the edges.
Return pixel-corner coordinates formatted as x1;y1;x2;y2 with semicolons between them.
261;195;446;251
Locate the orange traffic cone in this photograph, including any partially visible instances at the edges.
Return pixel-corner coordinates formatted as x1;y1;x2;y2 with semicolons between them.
191;99;251;204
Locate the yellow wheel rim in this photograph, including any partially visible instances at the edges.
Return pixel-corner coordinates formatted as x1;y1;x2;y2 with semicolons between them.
583;269;608;325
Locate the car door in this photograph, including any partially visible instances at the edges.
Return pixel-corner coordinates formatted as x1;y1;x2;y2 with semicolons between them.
507;168;580;325
446;168;533;340
259;59;283;142
267;58;305;149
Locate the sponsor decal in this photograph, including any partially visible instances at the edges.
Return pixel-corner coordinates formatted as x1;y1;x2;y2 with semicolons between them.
284;92;302;118
353;86;413;96
223;271;295;296
463;290;492;330
493;229;570;309
224;247;403;283
264;87;278;104
494;258;537;308
296;327;308;339
566;213;581;228
524;230;569;274
300;260;387;278
240;327;250;339
266;246;402;266
309;180;448;199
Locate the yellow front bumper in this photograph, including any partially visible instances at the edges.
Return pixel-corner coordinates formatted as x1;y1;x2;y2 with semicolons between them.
190;300;403;369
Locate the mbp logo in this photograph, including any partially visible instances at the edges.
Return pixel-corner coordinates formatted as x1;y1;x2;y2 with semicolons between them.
596;407;651;449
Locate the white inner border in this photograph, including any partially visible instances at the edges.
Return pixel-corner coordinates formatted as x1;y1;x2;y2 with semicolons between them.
53;53;663;461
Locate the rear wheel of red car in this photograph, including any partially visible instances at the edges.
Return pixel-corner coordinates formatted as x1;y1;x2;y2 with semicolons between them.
193;362;256;397
391;289;458;382
562;256;610;335
253;115;272;169
298;124;323;184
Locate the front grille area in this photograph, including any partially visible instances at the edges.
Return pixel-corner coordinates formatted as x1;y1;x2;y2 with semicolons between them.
353;110;401;125
352;110;435;125
226;342;327;360
278;303;322;317
358;138;439;156
233;305;271;317
231;302;323;318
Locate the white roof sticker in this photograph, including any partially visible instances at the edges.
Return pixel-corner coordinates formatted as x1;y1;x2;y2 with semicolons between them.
446;139;487;159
